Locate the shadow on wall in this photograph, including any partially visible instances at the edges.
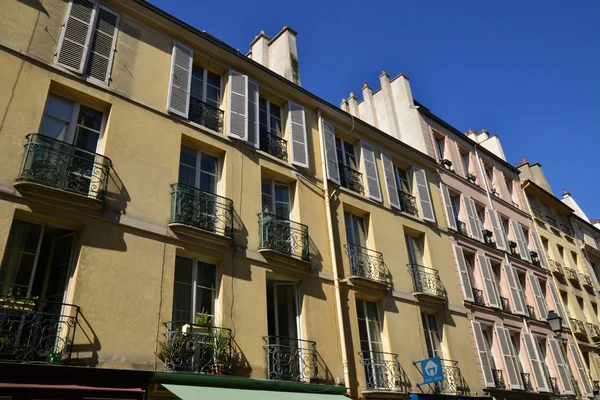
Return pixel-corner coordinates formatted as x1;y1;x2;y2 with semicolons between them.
69;309;101;367
17;0;49;16
230;337;251;378
103;165;131;220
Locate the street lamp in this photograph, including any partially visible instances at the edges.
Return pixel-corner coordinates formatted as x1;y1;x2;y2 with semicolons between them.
547;310;563;335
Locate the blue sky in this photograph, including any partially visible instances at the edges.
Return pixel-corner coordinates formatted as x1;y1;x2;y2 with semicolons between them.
150;0;600;216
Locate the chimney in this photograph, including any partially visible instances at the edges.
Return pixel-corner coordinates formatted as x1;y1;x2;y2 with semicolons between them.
562;189;571;199
248;27;301;86
347;93;359;117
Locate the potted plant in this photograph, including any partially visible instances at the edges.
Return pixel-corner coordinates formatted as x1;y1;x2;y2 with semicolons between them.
156;330;192;372
1;288;37;311
467;173;477;183
210;326;230;375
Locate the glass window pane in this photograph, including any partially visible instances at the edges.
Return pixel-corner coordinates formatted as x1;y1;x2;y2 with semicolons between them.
275;203;289;219
191;66;204;100
77;106;103;131
196;287;214;317
199;174;215;193
73;127;99;153
6;220;42;253
45;95;75;121
173;281;192;320
206;71;221;88
274;184;289;203
197;262;216;289
200;153;218;175
40;116;70;141
178;165;196;187
262;195;272;213
174;256;193;283
180;146;197;167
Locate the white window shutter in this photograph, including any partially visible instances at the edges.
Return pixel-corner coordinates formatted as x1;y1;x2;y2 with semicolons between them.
413;168;435;222
321;119;340;184
227;71;248;141
569;343;593;397
511;221;532;263
471;321;496;387
288;102;309;168
380;151;400;210
453;245;474;301
523;333;550;392
488;209;508;251
478;254;500;308
360;141;382;202
495;326;521;389
56;0;97;73
531;231;548;269
85;5;119;84
463;195;483;241
549;338;574;395
504;262;527;315
528;273;548;320
548;281;567;321
167;41;193;118
441;184;457;230
247;80;259;148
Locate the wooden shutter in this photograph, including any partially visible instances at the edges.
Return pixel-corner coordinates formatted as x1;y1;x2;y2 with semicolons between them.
549;338;574;395
472;321;496;387
504;262;527;315
167;41;193;118
463;195;483;241
453;245;474;301
227;71;248;141
288;102;309;168
528;273;548;320
495;326;521;389
523;333;550;392
322;119;340;184
478;254;501;308
246;80;259;148
360;141;382;201
511;221;533;262
531;231;548;269
440;184;457;230
569;343;593;397
380;151;400;210
488;209;508;251
413;168;435;222
56;0;97;73
85;5;119;84
548;281;567;322
449;142;464;176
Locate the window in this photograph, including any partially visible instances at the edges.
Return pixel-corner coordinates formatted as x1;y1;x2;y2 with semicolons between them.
435;137;446;160
460;151;470;175
557;245;565;261
592;302;598;318
345;212;367;247
189;66;222;130
560;291;571;317
336;138;358;170
179;146;219;193
501;217;510;237
406;234;425;266
421;313;443;358
450;194;461;222
464;251;477;286
508;331;524;374
261;179;291;219
172;256;217;323
394;166;411;194
542;237;549;253
571;252;579;268
577;296;584;312
482;325;498;369
484;166;494;188
259;98;282;137
356;299;383;357
505;178;514;196
476;205;487;231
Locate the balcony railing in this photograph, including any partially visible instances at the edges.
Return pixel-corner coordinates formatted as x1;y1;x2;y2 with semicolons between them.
532;207;545;220
580;274;594;288
472;288;486;306
409;264;446;300
258;213;309;261
398;191;418;216
531;251;541;268
586;322;600;340
527;305;536;320
560;224;574;237
492;368;505;389
339;164;364;194
570;318;587;337
360;351;404;392
0;297;79;364
259;129;288;162
264;336;319;382
482;230;496;248
521;372;533;391
345;244;389;285
437;359;466;394
189;97;224;133
159;321;232;374
508;241;519;258
545;215;558;228
16;134;111;201
456;220;468;236
548;259;564;275
565;267;579;283
500;296;511;313
550;377;559;394
170;183;233;238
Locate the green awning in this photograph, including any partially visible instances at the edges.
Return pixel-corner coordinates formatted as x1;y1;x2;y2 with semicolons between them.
164;384;343;400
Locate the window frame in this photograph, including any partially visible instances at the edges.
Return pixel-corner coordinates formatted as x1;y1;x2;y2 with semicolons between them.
405;233;425;266
335;137;358;170
190;65;223;109
261;178;291;219
434;135;446;161
344;212;367;248
421;312;443;359
178;145;221;194
259;97;283;137
393;165;412;194
356;299;384;356
172;255;218;323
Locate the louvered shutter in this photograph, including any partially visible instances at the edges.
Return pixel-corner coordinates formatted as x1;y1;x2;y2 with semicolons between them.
463;195;483;241
321;120;340;184
523;333;550;392
531;231;548;269
380;151;400;209
453;245;474;301
548;282;567;323
247;80;259;148
413;168;435;222
227;71;248;141
360;141;382;202
495;326;521;389
288;102;309;168
497;171;511;201
549;338;574;395
488;209;508;251
504;262;527;315
441;184;457;230
569;343;593;397
472;321;495;387
449;142;464;177
167;42;193;117
85;6;119;84
528;273;548;320
511;221;533;262
56;0;97;73
478;254;501;308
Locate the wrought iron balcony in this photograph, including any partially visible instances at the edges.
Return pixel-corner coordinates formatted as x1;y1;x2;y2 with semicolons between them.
360;351;404;392
16;134;111;202
264;336;319;382
345;244;389;285
170;184;233;238
339;164;364;194
472;288;486;306
258;213;309;261
565;267;579;283
570;318;587;338
189;97;224;133
467;173;477;185
527;305;536;320
159;321;232;374
580;273;594;288
492;368;505;389
532;207;545;220
548;259;564;275
530;251;541;268
508;241;519;258
482;230;496;248
398;191;418;216
456;220;468;236
521;372;533;392
500;296;511;313
409;264;446;301
259;129;288;162
545;215;558;228
586;322;600;340
0;297;79;364
550;377;559;394
560;224;574;237
436;359;466;394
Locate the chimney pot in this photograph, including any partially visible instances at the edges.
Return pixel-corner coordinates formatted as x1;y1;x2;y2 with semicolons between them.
468;129;473;134
563;189;568;195
350;92;355;98
521;157;527;164
517;161;521;166
363;82;368;88
481;128;487;133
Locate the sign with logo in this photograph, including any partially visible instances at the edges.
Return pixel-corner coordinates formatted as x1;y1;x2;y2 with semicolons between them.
416;356;444;385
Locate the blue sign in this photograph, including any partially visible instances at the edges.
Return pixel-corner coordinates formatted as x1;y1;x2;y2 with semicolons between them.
416;356;444;385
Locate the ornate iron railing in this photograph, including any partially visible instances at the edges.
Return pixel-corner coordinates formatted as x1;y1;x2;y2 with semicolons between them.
472;288;485;306
492;368;505;388
409;264;446;300
550;377;559;394
189;97;224;133
482;230;496;248
508;241;519;258
259;129;288;162
264;336;318;382
565;267;579;283
570;318;587;337
456;220;468;236
360;351;404;392
500;296;511;313
0;297;79;364
586;323;600;339
345;244;389;285
437;359;466;394
527;305;536;320
580;274;594;288
560;224;574;237
159;321;232;374
258;213;309;261
530;251;541;268
339;164;364;194
521;372;533;391
398;191;418;216
17;134;111;201
548;259;564;275
170;183;233;238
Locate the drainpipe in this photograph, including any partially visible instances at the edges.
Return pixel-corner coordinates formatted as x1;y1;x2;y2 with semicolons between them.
317;109;351;395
